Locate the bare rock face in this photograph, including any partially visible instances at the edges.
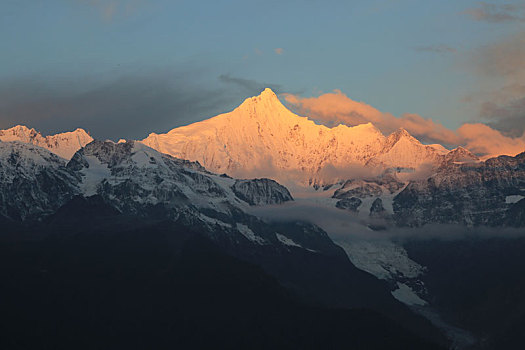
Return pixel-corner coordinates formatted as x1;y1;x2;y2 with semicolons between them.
369;198;386;217
335;197;363;212
503;198;525;227
334;182;384;199
332;172;405;201
393;151;525;227
231;178;293;206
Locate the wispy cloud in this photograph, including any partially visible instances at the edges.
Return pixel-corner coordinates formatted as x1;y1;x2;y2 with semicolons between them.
0;70;247;140
456;123;525;157
0;67;291;142
473;31;525;79
413;44;457;54
218;74;282;95
463;2;525;23
249;200;525;242
474;84;525;137
465;31;525;137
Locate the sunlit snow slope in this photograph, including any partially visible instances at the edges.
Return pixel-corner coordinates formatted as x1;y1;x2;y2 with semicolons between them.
0;125;93;159
142;88;452;185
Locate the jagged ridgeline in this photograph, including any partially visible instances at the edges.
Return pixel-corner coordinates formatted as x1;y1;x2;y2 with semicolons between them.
2;88;525;349
1;88;524;229
141;88;457;184
0;125;93;159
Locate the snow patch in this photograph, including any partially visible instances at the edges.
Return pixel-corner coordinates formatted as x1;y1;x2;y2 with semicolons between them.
391;283;427;306
199;214;231;229
506;195;525;204
80;155;111;196
276;233;303;248
338;240;425;280
237;223;266;244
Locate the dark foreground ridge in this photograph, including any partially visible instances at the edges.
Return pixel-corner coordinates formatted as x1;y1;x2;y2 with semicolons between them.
0;140;448;347
0;220;445;350
405;237;525;350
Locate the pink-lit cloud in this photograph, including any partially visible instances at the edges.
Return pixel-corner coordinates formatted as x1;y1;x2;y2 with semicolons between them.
284;89;525;159
283;90;459;145
457;123;525;157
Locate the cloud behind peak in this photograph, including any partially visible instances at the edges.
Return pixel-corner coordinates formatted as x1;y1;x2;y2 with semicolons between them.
284;89;525;159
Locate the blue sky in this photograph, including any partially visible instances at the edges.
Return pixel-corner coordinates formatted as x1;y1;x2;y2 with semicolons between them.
0;0;524;141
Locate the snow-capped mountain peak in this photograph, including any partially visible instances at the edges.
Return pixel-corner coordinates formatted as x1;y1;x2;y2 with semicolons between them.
0;125;39;142
141;89;450;185
443;146;479;164
385;128;420;147
239;87;282;108
0;125;93;159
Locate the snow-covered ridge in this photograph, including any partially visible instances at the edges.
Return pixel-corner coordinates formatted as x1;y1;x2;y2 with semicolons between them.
0;139;294;222
0;141;80;220
141;88;459;185
0;125;93;159
0;139;335;256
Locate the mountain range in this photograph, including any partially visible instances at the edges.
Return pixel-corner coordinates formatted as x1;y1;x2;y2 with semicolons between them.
1;88;525;349
0;125;93;159
2;88;522;229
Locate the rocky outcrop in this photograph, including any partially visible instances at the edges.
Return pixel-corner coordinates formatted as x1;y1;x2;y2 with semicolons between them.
393;152;525;227
232;178;293;206
336;197;362;212
370;198;387;217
